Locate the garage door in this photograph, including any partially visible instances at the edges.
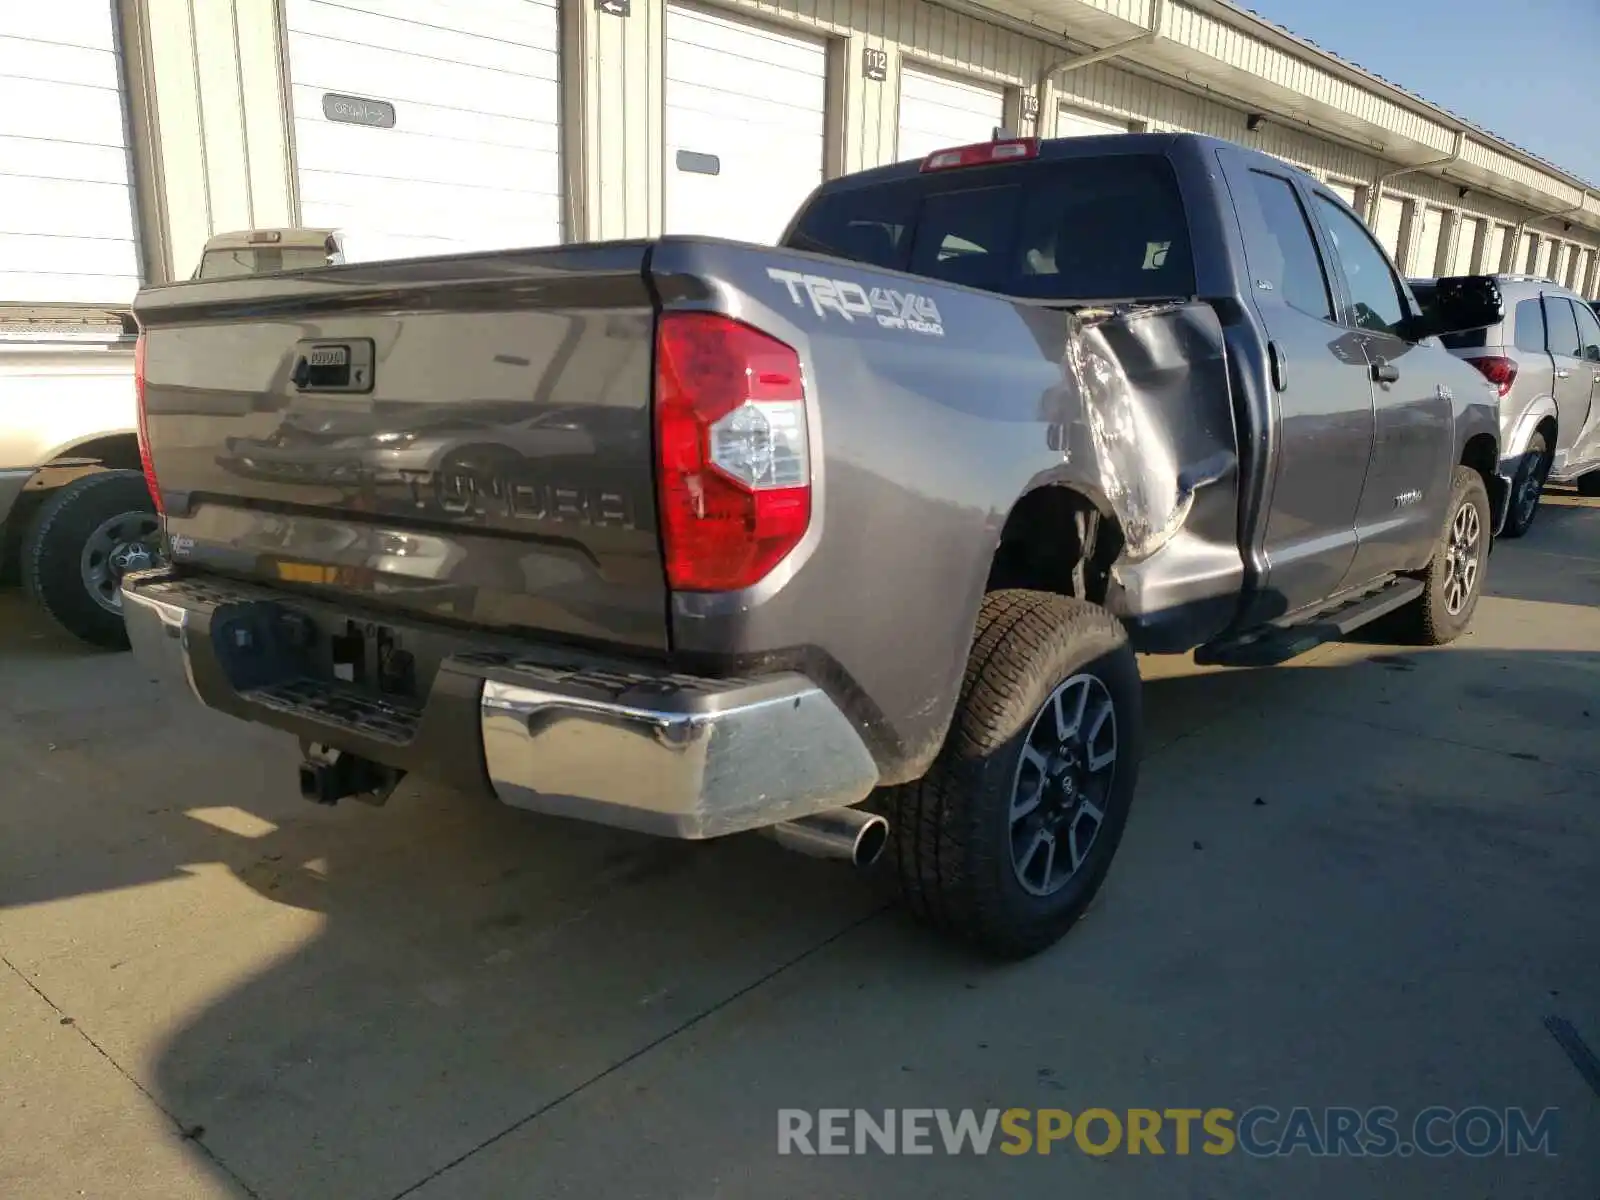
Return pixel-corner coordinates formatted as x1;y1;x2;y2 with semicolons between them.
897;65;1004;162
1519;232;1538;273
665;5;825;246
1373;195;1406;259
1410;205;1444;275
1450;217;1483;276
1325;180;1360;210
1056;105;1127;139
284;0;561;264
1484;223;1509;274
0;3;139;303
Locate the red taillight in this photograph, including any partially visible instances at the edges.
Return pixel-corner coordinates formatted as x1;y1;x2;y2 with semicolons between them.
920;137;1039;173
654;313;811;592
1465;354;1518;398
133;332;164;515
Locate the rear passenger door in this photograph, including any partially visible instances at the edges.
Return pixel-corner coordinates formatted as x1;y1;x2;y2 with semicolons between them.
1542;294;1593;463
1568;300;1600;469
1309;191;1455;586
1216;149;1373;615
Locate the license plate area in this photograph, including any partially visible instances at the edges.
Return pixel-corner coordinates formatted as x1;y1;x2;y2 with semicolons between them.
210;602;419;703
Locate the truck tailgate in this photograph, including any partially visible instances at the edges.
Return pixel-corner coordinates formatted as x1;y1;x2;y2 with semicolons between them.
133;243;668;651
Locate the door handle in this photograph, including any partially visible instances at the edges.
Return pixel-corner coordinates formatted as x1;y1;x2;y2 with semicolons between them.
1268;340;1288;392
1556;368;1571;379
1370;358;1400;385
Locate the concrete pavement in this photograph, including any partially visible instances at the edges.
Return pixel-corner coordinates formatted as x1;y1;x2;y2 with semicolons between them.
2;490;1597;1199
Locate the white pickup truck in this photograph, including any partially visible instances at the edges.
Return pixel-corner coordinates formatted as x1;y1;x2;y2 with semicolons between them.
0;306;158;647
1;230;343;647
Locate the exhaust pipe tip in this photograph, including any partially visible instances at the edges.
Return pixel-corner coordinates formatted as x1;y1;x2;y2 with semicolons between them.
851;814;889;869
764;807;889;869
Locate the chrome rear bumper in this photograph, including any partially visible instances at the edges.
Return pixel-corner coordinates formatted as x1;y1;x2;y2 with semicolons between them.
121;569;879;838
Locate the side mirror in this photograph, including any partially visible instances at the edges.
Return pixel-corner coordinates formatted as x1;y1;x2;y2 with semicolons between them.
1408;275;1505;341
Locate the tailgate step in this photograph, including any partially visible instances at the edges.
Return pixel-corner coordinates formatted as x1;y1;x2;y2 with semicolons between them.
242;677;422;745
1194;577;1423;668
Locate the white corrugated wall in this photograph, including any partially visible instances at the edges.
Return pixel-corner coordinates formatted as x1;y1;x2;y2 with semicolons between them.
102;0;1600;281
0;3;140;303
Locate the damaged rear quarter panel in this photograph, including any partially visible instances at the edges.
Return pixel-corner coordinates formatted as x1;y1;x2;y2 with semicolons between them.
653;240;1240;782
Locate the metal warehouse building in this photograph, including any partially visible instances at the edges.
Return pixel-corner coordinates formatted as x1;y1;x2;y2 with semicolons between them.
5;0;1599;302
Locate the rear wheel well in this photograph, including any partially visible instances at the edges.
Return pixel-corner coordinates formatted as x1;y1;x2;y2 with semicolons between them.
49;433;142;474
1459;432;1502;526
986;487;1122;605
1460;432;1497;487
1533;415;1558;451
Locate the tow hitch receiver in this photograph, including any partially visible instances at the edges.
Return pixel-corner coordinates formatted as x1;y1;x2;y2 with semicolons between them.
298;742;405;806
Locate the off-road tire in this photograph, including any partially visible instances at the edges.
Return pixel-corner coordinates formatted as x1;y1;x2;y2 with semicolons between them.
884;590;1142;960
1396;467;1491;646
21;471;157;650
1501;431;1550;538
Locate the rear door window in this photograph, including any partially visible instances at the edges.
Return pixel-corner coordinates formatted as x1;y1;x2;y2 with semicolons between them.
785;154;1195;300
1543;295;1582;358
1244;170;1334;320
1513;299;1547;352
1572;299;1600;362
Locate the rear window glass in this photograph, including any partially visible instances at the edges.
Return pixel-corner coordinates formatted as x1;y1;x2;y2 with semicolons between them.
1513;298;1546;352
785;155;1195;301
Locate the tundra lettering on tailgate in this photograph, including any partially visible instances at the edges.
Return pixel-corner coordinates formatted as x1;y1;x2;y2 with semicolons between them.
768;268;944;337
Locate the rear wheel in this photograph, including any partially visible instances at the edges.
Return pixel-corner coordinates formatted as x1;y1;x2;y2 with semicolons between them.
1396;467;1490;646
22;471;163;649
885;590;1142;959
1577;471;1600;498
1501;431;1551;538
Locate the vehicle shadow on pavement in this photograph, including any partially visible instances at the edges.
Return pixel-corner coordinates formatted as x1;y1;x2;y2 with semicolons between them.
1;583;1596;1199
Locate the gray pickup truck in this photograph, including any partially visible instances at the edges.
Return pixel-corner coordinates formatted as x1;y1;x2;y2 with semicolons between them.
122;133;1506;958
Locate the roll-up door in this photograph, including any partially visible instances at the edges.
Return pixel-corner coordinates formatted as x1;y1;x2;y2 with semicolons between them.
897;65;1005;162
665;4;827;246
1374;195;1406;259
1411;205;1444;275
1450;217;1483;276
1056;105;1127;139
0;3;139;303
284;0;562;264
1325;180;1359;209
1484;224;1509;274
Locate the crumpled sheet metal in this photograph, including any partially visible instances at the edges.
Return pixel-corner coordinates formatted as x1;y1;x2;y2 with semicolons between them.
1061;302;1237;562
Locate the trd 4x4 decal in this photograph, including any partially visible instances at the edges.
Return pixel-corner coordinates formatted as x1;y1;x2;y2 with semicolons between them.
767;268;944;337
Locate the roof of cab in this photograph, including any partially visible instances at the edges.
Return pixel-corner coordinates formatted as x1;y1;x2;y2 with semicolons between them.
808;130;1310;196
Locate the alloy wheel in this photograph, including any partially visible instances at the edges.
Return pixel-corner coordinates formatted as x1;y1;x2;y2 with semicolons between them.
1008;673;1119;897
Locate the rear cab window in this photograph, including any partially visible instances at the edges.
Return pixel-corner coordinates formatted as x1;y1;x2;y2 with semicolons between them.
785;154;1196;301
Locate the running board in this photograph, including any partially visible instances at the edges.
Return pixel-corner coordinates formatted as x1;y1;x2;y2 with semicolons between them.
1194;578;1424;668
